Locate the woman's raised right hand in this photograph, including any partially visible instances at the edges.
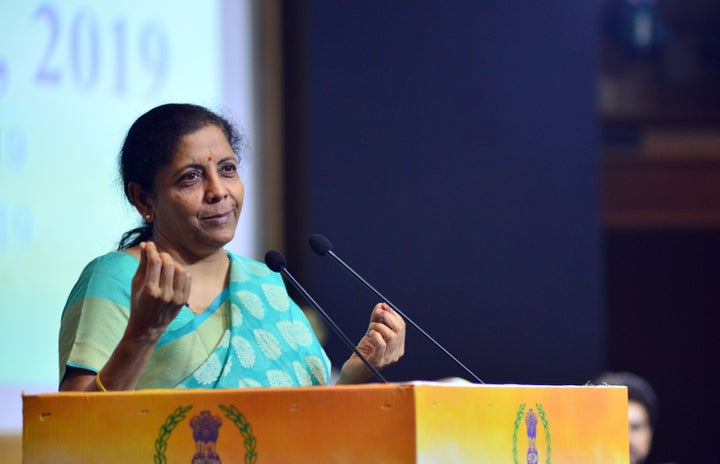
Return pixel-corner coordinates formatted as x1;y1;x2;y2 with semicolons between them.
127;241;192;338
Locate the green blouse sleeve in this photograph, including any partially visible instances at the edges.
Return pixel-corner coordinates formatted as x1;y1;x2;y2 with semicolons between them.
58;252;137;384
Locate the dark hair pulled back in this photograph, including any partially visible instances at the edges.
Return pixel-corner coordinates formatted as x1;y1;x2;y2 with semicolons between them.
117;103;242;250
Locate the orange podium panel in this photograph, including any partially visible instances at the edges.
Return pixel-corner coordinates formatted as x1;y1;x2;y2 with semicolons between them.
23;382;628;463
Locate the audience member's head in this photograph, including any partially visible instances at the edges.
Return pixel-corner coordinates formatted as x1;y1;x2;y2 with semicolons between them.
595;371;658;464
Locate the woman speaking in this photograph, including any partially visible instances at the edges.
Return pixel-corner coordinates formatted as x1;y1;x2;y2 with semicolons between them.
58;103;405;391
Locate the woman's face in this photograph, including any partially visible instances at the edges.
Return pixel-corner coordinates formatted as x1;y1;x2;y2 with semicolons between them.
628;400;653;464
149;124;244;257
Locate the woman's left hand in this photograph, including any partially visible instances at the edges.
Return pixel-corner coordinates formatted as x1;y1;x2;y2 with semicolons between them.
336;302;406;384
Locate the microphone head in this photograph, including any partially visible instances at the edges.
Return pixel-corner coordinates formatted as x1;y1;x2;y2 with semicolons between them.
264;250;287;272
309;234;333;256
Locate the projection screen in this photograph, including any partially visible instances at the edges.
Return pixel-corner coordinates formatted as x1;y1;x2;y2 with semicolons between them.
0;0;262;431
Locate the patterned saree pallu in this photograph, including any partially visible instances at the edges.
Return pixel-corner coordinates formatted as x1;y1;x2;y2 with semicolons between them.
22;383;628;463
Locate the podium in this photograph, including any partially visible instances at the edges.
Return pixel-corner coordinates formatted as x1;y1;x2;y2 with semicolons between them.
23;383;628;463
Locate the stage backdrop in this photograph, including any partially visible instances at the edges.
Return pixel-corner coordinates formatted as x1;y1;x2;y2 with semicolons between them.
291;1;604;385
0;0;259;432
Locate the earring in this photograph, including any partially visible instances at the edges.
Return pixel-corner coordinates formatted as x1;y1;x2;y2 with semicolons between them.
145;214;151;222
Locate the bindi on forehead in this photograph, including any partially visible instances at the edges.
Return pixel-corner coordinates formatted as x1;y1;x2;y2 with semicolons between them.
207;151;213;162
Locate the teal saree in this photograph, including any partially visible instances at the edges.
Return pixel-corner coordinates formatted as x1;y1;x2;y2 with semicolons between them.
59;251;331;389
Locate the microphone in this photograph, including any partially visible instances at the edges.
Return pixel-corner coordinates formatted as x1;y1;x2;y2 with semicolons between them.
264;250;388;384
308;234;484;384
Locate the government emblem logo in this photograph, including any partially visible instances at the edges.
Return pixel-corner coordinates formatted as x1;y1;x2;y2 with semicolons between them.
513;402;551;464
153;404;257;464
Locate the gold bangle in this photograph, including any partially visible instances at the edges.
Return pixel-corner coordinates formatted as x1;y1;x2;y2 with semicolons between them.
95;372;108;392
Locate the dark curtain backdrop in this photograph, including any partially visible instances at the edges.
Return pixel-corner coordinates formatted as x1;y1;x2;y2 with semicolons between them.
283;1;603;386
280;3;716;462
